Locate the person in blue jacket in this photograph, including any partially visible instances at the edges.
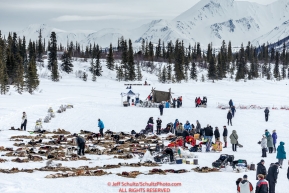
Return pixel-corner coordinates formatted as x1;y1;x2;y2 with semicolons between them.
184;121;192;131
165;100;170;108
231;106;236;117
98;119;105;138
173;119;179;134
272;130;278;153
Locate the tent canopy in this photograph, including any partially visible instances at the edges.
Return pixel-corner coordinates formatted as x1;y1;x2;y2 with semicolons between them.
121;90;139;97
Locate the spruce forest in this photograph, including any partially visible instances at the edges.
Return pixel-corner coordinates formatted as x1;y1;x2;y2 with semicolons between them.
0;30;289;95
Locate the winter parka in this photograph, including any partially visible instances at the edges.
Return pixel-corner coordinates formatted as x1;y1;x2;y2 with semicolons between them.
227;111;233;119
272;132;277;144
266;164;279;182
255;179;268;193
276;141;286;159
266;134;273;148
156;119;162;127
214;128;220;139
223;128;228;137
237;180;254;193
176;124;184;134
196;121;201;133
229;130;238;144
98;120;104;129
184;122;192;131
256;162;266;180
261;137;267;149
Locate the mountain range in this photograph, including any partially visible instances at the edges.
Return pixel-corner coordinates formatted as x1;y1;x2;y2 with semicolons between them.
13;0;289;48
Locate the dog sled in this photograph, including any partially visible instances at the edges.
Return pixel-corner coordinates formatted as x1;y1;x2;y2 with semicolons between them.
212;154;234;168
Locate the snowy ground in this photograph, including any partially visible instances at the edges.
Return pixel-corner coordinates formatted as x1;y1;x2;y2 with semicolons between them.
0;60;289;193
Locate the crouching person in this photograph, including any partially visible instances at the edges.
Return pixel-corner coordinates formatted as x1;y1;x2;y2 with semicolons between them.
73;133;86;156
164;148;174;162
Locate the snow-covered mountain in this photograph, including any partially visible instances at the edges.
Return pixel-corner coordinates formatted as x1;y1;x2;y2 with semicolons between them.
14;0;289;48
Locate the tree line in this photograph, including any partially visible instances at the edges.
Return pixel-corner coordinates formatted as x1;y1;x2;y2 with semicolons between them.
1;29;288;95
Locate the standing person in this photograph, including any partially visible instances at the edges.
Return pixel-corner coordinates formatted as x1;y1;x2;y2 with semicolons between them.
256;160;267;180
158;103;164;116
237;175;254;193
214;127;220;142
172;98;176;108
261;135;267;158
179;96;182;107
173;119;179;135
266;162;279;193
204;124;213;152
21;112;27;131
236;178;243;193
230;130;238;152
272;130;277;153
264;107;269;122
227;110;233;126
184;121;192;131
287;161;289;180
73;133;86;156
267;133;274;154
195;97;198;107
231;106;236;117
223;126;228;148
177;98;181;108
276;141;286;168
165;100;170;108
229;99;233;108
256;174;269;193
156;117;162;135
196;120;201;134
98;119;105;138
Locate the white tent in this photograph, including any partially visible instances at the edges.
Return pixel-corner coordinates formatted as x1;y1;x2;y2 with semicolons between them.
120;90;140;106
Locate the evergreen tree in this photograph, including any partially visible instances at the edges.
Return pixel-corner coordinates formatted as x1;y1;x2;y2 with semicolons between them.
201;74;205;82
207;55;216;80
51;60;59;82
274;51;280;79
155;39;161;60
127;39;135;81
48;32;57;72
174;40;185;82
25;58;39;94
167;64;172;82
37;29;43;62
82;72;87;81
136;63;143;81
116;65;124;81
14;54;24;94
0;63;10;94
61;51;73;73
94;45;102;77
190;62;197;80
121;40;128;79
161;65;167;83
216;53;223;79
106;43;114;70
235;44;247;80
227;41;232;63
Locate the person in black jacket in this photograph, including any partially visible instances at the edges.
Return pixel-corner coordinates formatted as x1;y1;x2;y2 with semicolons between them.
156;117;162;135
164;148;174;162
266;162;279;193
264;107;269;122
227;110;233;126
214;127;220;142
204;125;213;152
147;117;154;125
158;103;164;116
229;99;233;107
223;126;228;148
73;133;86;156
256;160;267;180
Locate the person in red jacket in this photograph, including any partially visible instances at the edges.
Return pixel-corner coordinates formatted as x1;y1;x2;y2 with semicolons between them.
255;174;269;193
